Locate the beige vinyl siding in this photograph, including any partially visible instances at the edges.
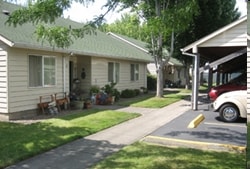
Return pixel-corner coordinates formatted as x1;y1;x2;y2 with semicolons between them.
0;43;8;113
247;44;250;121
201;21;246;47
91;57;147;91
118;61;147;90
7;48;69;113
91;57;109;88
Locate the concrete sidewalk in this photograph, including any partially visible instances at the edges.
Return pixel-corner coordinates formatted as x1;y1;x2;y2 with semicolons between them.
6;100;191;169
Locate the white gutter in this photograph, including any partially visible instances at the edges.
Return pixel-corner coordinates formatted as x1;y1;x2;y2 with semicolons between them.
63;55;66;93
247;34;250;41
0;35;14;47
181;49;199;111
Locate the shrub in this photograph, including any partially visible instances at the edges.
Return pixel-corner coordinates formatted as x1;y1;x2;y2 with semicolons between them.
147;74;156;91
113;89;120;101
140;87;148;94
134;89;140;96
121;89;136;98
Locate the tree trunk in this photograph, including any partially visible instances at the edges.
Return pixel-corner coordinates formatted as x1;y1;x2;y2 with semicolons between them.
184;64;191;90
156;64;164;97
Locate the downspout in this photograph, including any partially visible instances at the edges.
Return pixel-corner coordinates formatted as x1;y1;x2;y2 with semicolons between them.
63;55;66;93
181;48;200;110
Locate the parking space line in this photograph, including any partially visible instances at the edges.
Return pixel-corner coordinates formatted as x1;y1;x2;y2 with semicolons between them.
204;122;246;128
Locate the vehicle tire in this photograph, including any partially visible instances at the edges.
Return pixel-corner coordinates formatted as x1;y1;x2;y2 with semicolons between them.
219;103;239;122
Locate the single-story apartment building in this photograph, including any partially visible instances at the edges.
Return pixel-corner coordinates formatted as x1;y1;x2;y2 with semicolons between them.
0;2;153;120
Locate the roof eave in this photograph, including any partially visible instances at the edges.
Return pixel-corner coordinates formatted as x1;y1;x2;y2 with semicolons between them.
0;35;14;47
107;32;149;53
12;43;152;63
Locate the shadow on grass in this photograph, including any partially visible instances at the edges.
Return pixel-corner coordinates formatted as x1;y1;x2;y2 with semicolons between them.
0;122;93;168
92;142;245;169
0;110;139;169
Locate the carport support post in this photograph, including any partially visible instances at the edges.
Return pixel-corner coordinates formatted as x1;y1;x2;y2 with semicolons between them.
192;52;200;110
181;49;200;110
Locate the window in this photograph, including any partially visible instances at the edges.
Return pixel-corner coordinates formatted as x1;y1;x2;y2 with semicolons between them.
108;62;120;83
131;63;139;81
29;55;56;87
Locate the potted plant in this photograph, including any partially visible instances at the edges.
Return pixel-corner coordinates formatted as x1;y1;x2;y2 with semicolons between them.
83;98;92;109
89;85;100;105
89;85;100;96
102;82;119;104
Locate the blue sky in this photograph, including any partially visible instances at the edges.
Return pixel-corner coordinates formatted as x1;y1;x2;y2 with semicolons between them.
63;0;247;23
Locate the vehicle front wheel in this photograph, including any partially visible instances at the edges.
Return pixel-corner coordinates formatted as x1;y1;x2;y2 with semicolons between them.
219;103;239;122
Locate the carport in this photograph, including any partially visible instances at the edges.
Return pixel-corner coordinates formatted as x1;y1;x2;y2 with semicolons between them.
181;16;247;110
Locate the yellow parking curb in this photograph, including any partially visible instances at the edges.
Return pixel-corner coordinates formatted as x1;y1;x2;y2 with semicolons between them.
188;114;205;128
141;136;246;153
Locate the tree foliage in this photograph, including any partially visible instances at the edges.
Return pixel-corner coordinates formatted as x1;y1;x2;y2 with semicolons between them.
100;0;241;90
100;13;145;41
174;0;241;65
104;0;199;97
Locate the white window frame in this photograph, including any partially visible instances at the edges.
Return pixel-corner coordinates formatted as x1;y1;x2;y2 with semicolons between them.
130;63;139;81
29;55;56;87
108;62;120;83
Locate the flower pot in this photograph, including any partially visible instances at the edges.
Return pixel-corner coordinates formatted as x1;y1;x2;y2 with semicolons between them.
84;102;91;109
111;96;115;104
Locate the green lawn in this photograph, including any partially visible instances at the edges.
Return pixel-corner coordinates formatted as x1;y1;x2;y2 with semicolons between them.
92;142;246;169
118;89;190;108
0;109;140;168
1;89;244;169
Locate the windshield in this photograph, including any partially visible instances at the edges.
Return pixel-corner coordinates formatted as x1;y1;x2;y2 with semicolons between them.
229;72;246;85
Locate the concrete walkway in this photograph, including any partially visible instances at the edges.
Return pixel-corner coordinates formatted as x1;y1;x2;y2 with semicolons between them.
6;100;191;169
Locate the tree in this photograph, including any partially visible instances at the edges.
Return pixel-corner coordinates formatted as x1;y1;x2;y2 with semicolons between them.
108;0;199;97
174;0;240;89
101;1;241;90
100;13;144;40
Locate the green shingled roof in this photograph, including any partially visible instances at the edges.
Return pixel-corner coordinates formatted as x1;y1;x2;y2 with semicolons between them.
109;32;183;66
0;2;153;62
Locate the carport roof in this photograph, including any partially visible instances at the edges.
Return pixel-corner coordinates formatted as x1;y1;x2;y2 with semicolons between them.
181;15;247;53
181;16;247;73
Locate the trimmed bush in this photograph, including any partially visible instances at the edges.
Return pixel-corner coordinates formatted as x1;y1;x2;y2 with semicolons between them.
134;89;140;96
147;74;156;91
121;89;136;98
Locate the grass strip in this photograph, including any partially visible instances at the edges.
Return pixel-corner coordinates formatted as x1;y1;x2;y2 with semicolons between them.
118;89;190;108
92;142;246;169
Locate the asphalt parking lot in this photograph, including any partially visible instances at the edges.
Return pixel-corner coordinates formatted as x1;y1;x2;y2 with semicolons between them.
143;96;247;152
